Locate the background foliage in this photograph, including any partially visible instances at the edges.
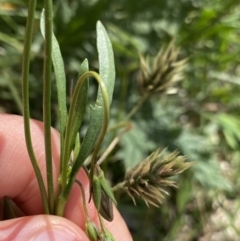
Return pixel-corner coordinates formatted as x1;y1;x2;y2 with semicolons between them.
1;0;240;240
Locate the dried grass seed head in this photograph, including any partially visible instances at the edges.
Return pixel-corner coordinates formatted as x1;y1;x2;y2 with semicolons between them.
124;148;193;207
138;40;187;96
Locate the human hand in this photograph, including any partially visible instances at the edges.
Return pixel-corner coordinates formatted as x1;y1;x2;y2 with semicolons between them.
0;114;133;241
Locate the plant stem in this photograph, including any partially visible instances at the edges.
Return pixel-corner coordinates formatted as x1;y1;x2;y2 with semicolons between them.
107;121;128;132
43;0;54;214
98;213;106;233
112;182;125;192
107;93;149;133
125;93;149;120
55;194;67;216
97;123;132;165
22;0;49;214
75;180;88;218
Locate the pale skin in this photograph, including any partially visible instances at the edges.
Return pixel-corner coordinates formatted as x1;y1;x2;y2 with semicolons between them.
0;114;133;241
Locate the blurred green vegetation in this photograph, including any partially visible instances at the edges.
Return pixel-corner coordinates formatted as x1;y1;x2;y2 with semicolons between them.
1;0;240;240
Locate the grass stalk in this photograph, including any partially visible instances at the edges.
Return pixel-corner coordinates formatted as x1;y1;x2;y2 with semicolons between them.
43;0;55;214
125;93;149;120
21;0;49;214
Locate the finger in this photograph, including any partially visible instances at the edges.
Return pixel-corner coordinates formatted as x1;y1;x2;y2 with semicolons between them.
0;114;132;241
0;215;90;241
0;114;96;220
0;114;60;215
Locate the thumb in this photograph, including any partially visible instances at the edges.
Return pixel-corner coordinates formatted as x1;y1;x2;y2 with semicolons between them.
0;215;90;241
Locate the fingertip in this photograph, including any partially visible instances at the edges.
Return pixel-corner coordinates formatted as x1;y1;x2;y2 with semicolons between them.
0;114;61;215
0;215;90;241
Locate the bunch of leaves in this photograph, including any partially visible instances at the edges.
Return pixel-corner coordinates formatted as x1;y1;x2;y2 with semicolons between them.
3;1;118;240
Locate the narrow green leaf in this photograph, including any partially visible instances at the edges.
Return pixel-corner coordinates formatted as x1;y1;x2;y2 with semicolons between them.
63;22;115;199
72;105;103;167
96;20;116;105
40;9;67;152
71;21;116;167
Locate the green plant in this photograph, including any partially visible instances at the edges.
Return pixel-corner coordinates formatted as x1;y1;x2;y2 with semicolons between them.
2;0;193;240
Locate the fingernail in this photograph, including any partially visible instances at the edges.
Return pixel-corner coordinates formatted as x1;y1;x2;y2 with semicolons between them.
32;227;82;241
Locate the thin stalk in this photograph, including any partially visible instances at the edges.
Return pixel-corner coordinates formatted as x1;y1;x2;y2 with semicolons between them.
107;93;150;133
125;93;149;120
21;0;49;214
43;0;54;214
107;121;128;132
75;180;88;218
112;182;125;192
98;213;105;233
76;180;100;240
97;123;132;165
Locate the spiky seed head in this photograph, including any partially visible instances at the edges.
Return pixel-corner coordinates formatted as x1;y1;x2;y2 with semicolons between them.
138;40;187;96
124;148;193;207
